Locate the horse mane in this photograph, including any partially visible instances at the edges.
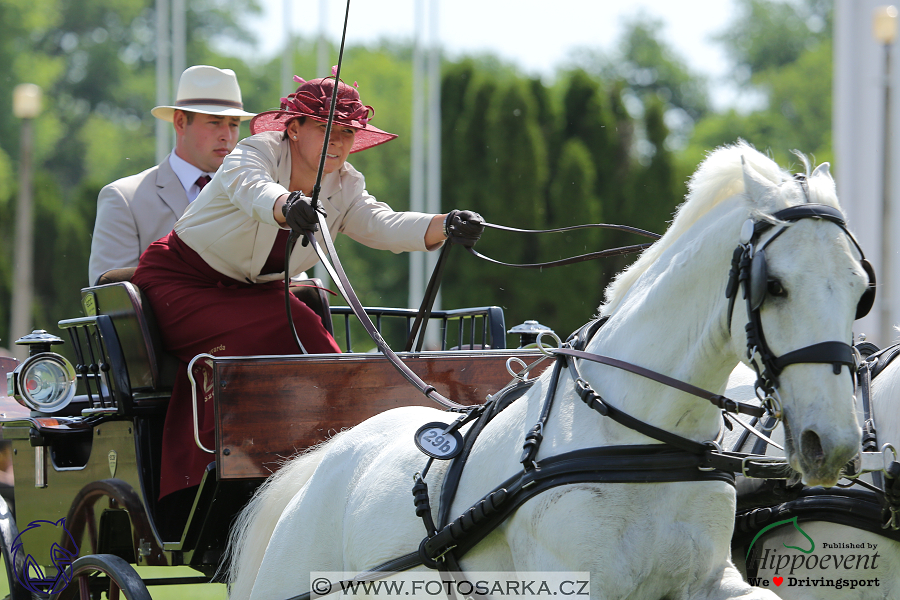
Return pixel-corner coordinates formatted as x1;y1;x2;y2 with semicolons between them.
600;141;839;316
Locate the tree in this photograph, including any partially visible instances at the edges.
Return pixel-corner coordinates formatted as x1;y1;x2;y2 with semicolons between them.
0;0;261;350
539;139;606;333
715;0;830;79
683;0;834;169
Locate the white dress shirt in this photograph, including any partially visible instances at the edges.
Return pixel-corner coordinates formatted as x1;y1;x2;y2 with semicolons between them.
168;151;215;203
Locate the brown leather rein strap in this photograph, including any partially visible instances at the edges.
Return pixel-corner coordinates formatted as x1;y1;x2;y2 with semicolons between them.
551;347;766;418
467;222;661;269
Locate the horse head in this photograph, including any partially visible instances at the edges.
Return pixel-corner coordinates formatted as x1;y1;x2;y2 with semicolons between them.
726;153;867;486
599;142;867;488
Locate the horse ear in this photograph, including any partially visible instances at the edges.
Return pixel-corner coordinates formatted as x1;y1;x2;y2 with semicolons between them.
812;162;832;180
742;156;778;203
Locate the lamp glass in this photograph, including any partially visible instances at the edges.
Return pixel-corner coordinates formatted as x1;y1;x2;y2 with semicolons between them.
874;6;899;44
12;83;42;119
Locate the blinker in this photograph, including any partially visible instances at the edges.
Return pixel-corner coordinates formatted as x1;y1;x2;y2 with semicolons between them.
749;249;768;311
857;259;877;320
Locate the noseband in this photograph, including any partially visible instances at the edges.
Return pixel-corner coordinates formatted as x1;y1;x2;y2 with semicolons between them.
724;201;876;419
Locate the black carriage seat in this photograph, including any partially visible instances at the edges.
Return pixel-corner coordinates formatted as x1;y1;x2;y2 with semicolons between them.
85;269;334;544
84;276;178;405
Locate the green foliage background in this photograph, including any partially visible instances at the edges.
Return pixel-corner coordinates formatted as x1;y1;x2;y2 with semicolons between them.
0;0;835;350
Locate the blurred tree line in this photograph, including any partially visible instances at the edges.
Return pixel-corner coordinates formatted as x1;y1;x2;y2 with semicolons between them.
0;0;835;351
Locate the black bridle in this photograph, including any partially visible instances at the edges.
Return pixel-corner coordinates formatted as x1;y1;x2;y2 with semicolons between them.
724;202;876;419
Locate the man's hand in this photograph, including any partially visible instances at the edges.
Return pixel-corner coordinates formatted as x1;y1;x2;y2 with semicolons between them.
445;209;485;247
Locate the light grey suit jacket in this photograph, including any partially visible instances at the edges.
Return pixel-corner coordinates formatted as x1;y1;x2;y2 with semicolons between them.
88;155;188;285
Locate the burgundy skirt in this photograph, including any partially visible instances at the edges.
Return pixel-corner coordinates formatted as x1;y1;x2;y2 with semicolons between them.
132;231;340;499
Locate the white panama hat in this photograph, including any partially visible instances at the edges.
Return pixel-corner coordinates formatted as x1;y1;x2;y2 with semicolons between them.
151;65;256;122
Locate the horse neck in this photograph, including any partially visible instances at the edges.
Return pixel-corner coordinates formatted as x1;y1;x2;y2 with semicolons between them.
569;202;745;446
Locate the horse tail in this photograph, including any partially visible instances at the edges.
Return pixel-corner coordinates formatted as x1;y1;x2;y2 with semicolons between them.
224;433;342;599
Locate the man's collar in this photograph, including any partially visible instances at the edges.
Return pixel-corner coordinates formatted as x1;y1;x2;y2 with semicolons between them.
168;151;214;194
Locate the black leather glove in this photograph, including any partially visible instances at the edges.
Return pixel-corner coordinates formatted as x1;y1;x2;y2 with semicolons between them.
445;209;485;247
282;191;326;246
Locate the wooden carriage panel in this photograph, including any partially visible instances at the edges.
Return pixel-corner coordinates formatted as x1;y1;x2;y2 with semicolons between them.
214;352;548;479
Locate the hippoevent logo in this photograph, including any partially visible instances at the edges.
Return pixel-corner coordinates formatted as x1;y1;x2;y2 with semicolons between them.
745;516;881;591
11;518;79;595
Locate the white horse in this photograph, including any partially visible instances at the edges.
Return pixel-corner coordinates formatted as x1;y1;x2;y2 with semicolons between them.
727;351;900;599
226;142;867;600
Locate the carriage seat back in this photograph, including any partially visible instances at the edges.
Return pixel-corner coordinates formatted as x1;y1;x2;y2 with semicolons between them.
81;280;178;399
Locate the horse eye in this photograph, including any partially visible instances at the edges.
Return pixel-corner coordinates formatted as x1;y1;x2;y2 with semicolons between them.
767;279;786;297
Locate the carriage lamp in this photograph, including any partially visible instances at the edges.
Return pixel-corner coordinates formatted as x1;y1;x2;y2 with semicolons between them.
7;346;76;414
14;329;64;357
508;320;555;348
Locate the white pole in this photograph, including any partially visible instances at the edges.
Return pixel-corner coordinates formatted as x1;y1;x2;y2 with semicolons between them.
409;0;426;310
155;0;170;164
425;0;442;312
417;0;442;348
875;5;898;344
9;85;42;360
317;0;329;77
282;0;294;97
172;0;185;96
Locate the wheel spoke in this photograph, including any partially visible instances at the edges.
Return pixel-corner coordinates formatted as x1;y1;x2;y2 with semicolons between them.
108;578;120;600
77;573;90;599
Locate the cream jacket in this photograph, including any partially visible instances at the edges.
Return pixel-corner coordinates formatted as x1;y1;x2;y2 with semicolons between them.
174;132;434;283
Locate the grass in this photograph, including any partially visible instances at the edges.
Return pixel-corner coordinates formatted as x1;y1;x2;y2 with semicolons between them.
0;565;229;599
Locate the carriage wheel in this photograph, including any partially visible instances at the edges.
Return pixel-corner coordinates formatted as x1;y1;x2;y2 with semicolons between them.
50;554;151;600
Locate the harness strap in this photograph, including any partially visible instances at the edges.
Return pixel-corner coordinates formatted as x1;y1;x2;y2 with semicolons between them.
437;381;535;529
869;342;900;379
520;359;564;468
771;341;855;376
551;347;766;418
422;445;735;564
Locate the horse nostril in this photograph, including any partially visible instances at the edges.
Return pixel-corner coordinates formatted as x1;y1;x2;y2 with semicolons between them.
801;429;826;464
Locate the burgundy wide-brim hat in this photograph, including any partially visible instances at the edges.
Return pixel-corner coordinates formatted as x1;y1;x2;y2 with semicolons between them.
249;75;397;153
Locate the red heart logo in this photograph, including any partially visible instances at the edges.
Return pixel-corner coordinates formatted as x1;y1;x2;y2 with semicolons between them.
773;577;783;586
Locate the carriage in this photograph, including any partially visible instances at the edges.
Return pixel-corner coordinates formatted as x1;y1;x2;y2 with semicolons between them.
0;273;552;599
2;141;898;600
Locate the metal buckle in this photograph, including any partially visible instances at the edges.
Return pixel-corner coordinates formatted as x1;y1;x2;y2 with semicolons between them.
760;389;783;428
699;440;722;472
